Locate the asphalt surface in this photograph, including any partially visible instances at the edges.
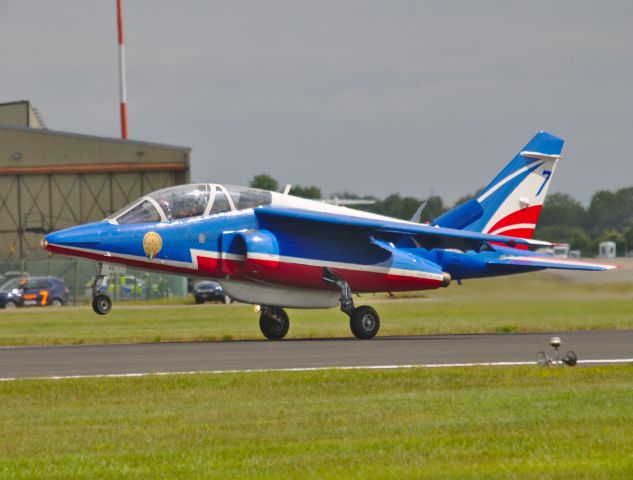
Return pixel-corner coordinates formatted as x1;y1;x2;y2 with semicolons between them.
1;330;632;379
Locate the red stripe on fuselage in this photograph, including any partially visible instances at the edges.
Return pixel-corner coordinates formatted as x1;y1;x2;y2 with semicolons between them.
46;244;202;276
197;255;220;275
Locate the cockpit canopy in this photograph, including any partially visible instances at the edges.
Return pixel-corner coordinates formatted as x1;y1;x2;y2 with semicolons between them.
111;184;272;224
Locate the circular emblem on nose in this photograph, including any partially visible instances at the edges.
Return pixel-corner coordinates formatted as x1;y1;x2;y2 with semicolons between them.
143;231;163;260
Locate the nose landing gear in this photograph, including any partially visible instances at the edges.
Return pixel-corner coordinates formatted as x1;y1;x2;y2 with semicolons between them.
91;263;112;315
323;268;381;340
92;294;112;315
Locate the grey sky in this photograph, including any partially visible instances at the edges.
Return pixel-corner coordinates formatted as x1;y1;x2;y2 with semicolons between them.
2;1;632;205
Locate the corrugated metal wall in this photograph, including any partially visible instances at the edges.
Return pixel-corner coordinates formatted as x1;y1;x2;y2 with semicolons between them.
0;126;190;265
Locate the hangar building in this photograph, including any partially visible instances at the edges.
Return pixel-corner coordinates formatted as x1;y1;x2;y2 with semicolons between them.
0;100;190;264
0;100;191;300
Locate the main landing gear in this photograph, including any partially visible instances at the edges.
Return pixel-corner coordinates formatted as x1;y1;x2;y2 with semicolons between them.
91;263;112;315
258;306;290;340
256;271;380;341
323;268;380;340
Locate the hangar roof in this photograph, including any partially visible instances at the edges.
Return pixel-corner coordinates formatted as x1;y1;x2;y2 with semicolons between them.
0;123;190;175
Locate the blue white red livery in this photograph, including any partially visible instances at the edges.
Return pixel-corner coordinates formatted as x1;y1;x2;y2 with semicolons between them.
42;132;616;340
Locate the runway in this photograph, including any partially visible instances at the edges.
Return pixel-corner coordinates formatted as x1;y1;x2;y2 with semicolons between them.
1;330;632;380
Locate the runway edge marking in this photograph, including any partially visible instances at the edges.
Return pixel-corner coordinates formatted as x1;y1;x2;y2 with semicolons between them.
1;358;632;382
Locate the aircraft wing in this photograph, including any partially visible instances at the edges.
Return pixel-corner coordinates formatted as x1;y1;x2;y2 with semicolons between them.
486;255;618;272
254;206;552;251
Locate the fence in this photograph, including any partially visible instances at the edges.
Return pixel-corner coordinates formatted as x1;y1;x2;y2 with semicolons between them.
0;258;188;305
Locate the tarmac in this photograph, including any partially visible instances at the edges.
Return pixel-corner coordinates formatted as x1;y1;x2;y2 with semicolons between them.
1;330;631;380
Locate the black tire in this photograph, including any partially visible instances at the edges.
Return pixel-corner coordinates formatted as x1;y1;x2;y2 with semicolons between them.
350;306;380;340
50;298;63;307
4;300;17;310
92;294;112;315
259;307;289;340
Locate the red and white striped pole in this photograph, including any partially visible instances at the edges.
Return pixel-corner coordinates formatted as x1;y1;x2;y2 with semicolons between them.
116;0;128;139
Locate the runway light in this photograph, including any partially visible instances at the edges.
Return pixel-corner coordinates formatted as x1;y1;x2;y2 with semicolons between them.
537;336;577;367
254;305;261;313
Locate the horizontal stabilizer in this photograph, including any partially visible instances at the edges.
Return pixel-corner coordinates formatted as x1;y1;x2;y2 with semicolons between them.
520;151;562;161
488;255;618;272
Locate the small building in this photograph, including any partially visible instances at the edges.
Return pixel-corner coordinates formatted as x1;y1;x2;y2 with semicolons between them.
598;241;616;259
553;243;570;258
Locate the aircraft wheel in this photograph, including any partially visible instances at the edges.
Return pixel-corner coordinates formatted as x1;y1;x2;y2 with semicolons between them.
350;306;380;340
259;307;289;340
50;298;63;307
92;294;112;315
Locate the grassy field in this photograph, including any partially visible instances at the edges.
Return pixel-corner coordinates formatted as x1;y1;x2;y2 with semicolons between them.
0;365;631;479
1;273;632;346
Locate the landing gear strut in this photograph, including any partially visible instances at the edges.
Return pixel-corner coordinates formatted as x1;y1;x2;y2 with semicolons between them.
323;268;380;340
91;263;112;315
259;307;289;340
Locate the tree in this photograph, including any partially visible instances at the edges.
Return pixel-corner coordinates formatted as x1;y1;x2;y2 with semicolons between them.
249;174;279;192
587;187;633;236
623;222;633;257
451;188;483;209
421;195;447;223
537;193;586;229
537;226;595;255
290;185;321;199
364;194;421;220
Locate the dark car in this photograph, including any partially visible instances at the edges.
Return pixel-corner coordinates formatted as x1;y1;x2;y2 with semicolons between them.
2;271;29;283
193;280;231;304
0;276;69;309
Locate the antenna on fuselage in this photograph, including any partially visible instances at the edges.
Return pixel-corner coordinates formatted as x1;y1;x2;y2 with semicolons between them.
410;200;428;223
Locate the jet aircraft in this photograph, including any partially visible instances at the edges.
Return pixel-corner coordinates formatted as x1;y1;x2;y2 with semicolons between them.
42;132;615;340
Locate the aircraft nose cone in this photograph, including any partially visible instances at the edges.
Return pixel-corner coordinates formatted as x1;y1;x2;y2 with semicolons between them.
41;231;64;252
41;222;108;253
41;230;69;250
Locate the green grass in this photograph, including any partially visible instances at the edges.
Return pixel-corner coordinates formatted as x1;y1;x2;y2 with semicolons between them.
1;273;632;345
0;366;631;479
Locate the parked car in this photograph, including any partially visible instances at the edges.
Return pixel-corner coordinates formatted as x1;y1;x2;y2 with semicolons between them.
193;281;231;304
0;276;69;309
2;271;29;283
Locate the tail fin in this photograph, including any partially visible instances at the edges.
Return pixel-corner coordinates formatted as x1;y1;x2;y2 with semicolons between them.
433;131;563;239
